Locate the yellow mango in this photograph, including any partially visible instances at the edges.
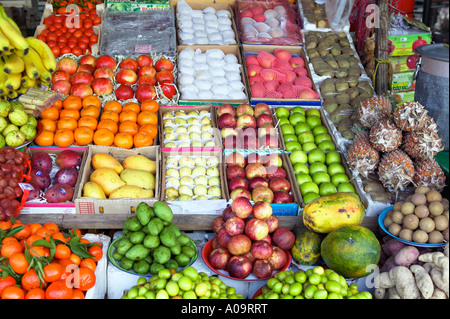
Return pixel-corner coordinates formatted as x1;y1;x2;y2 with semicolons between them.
120;168;155;190
90;167;125;197
109;185;154;199
91;152;123;174
122;155;156;174
82;181;107;199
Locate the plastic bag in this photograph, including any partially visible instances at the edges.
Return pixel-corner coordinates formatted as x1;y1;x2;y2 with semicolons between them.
325;0;355;31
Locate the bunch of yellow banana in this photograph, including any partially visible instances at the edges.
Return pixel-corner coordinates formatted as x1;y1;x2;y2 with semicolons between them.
0;5;56;101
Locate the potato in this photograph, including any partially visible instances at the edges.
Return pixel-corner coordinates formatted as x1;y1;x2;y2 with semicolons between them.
393;246;420;266
382;238;406;256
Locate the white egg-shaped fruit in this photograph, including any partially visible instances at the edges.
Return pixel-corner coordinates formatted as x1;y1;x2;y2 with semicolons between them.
197;90;213;99
178;75;195;86
228;80;245;91
178;47;195;60
203;6;216;15
204;12;218;21
195;80;213;91
210;76;228;85
226;71;242;81
216;10;231;18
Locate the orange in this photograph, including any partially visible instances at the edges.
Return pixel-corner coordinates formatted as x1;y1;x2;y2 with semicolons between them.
51;231;69;243
40;106;60;121
52;99;63;110
43;222;59;233
0;275;16;296
73;267;96;291
1;285;25;299
1;240;22;258
77;116;98;131
25;288;46;299
119;109;138;123
8;252;29;274
100;110;119;123
72;289;85;299
113;132;134;149
119;121;139;136
54;244;71;260
57;116;78;130
137;111;157;126
82;95;101;108
80;105;100;118
93;128;114;146
122;102;140;114
139;124;158;139
12;223;31;241
54;129;74;148
103;100;122;113
43;263;64;283
0;220;12;231
40;118;57;132
25;235;43;247
28;223;44;235
45;280;73;299
62;95;82;110
80;258;97;272
87;245;103;262
74;126;94;146
21;268;42;290
59;108;80;120
97;119;118;134
69;253;81;266
35;130;54;146
133;131;153;148
140;100;159;113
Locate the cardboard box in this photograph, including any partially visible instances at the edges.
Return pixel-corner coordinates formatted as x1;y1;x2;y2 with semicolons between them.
159;150;228;215
390;71;415;91
159;105;222;151
388;32;431;57
223;150;300;216
106;0;170;11
177;45;249;105
242;44;321;107
20;146;88;215
73;145;161;214
271;106;339;152
389;55;419;73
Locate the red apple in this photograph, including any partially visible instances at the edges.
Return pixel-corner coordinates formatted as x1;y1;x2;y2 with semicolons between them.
217;113;236;129
248;177;269;192
92;78;114;96
155;70;175;84
236;114;257;130
265;215;279;233
211;237;221;250
242;251;256;263
79;54;96;67
154;56;174;72
70;71;94;86
119;58;139;72
160;81;177;99
96;55;117;70
258;124;277;139
52;70;70;83
245;163;267;180
116;69;137;85
251;240;273;260
256;114;274;128
93;66;115;79
217;104;236;117
137;75;156;86
225;153;246;168
137;65;157;78
228;177;248;192
137;54;153;67
231;196;252;219
226;165;245;181
227;234;252;255
135;84;157;103
70;83;93;98
247;153;264;165
266;166;287;180
221;206;235;222
236;103;254;116
223;135;242;149
212;216;225;234
115;84;134;101
227;255;252;279
51;80;71;95
268;246;287;270
264;154;283;167
221;127;238;140
55;57;78;75
259;134;279;149
224;216;245;236
252;200;273;219
272;190;293;204
252;186;274;203
269;177;291;193
208;247;231;270
229;188;252;201
76;64;95;74
245;218;269;241
254;103;271;117
272;227;295;250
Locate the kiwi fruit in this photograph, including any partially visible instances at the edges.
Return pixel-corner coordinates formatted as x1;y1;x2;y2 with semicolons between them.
402;214;419;230
411;193;427;206
427;230;444;244
433;215;449;231
429;201;444;216
419;217;435;233
426;190;442;202
412;229;428;243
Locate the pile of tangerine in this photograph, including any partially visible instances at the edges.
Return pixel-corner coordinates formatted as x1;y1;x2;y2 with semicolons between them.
36;95;159;149
37;8;101;57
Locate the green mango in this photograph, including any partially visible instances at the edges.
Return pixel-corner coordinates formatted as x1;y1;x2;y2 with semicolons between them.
177;233;191;246
181;245;196;259
125;244;150;261
143;234;160;249
120;257;134;270
130;231;146;244
133;260;150;275
170;241;181;255
143;255;153;265
167;223;181;237
147;217;164;236
175;253;190;267
150;263;165;275
153;201;173;223
153;245;171;264
159;226;177;247
116;238;134;255
164;259;179;270
136;202;154;226
112;251;124;261
124;216;143;232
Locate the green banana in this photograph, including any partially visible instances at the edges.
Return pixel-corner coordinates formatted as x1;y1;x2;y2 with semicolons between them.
26;36;56;73
4;72;22;91
2;52;24;74
23;47;51;83
0;5;29;53
0;28;10;52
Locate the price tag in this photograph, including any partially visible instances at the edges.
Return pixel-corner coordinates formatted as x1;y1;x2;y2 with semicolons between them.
135;45;152;54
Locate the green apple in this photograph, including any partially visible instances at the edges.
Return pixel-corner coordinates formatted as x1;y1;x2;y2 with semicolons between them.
291;107;306;115
285;141;302;152
319;182;337;196
300;181;319;196
312;125;328;136
303;192;321;204
318;140;336;151
306;109;320;118
281;124;295;136
293;163;309;175
325;150;342;165
306;115;322;129
283;134;298;143
301;142;317;152
309;162;328;175
275;107;290;119
289;113;305;126
308;148;326;164
312;171;331;185
331;173;350;186
290;150;308;165
314;133;332;145
294;122;311;135
337;182;356;193
327;163;346;176
278;118;290;126
296;173;312;186
298;131;315;144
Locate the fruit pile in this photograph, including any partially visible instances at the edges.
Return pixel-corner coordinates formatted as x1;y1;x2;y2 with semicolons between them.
122;267;244;299
27;149;82;204
383;186;449;244
83;153;156;199
164;154;222;201
255;267;372;299
51;0;103;14
0;219;103;299
38;6;101;57
36;95;158;148
162;108;216;148
245;49;319;100
216;102;280;150
225;152;295;204
208;201;295;279
111;202;197;276
0;147;30;221
0;5;56;99
347;100;445;194
0;101;39;148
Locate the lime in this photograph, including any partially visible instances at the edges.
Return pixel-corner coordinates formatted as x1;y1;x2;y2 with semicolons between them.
178;276;193;291
144;291;156;299
325;280;341;294
281;294;294;299
308;273;322;285
265;292;279;299
327;292;342;299
138;285;148;296
165;280;180;297
158;268;172;280
194;282;209;297
285;275;295;285
155;278;167;290
226;287;236;295
171;272;183;282
304;285;317;299
281;283;290;295
156;289;169;299
289;282;303;296
294;271;307;283
359;291;373;299
312;266;325;276
137;277;147;286
127;286;138;299
267;277;279;289
272;281;283;294
183;266;199;281
313;289;328;299
183;290;197;299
